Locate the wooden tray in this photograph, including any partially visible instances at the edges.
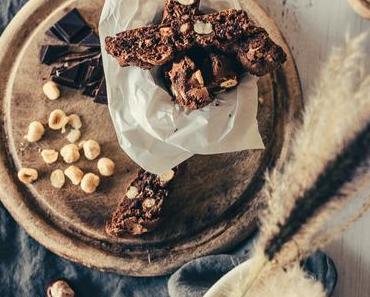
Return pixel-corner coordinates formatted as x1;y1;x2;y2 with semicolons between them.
0;0;302;276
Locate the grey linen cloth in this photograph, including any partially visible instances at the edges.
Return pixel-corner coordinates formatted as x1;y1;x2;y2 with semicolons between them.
0;2;337;297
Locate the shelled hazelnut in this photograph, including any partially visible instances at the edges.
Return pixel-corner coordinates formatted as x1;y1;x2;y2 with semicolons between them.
64;166;84;185
43;81;61;101
50;169;65;189
47;280;75;297
80;173;100;193
25;121;45;142
66;129;81;143
60;144;80;163
97;158;115;177
49;109;69;130
41;149;59;164
18;168;38;184
83;140;101;160
67;114;82;130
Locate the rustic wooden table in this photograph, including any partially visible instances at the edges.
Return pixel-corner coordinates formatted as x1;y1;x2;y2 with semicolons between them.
257;0;370;296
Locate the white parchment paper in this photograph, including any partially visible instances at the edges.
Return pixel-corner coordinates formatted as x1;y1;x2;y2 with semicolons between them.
99;0;264;175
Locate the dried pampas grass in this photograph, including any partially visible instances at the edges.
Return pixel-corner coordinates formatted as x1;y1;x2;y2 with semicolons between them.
217;34;370;297
246;265;326;297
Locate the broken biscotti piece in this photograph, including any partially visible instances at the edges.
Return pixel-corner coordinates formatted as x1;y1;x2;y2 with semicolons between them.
162;0;200;24
230;31;287;76
106;169;176;236
105;9;286;76
207;53;240;93
168;56;212;110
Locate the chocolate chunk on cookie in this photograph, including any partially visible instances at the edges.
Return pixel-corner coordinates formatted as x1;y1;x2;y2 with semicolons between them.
106;169;176;236
168;56;213;110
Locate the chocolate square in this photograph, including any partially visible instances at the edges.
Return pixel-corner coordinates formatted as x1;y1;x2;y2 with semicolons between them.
40;45;71;65
47;8;92;44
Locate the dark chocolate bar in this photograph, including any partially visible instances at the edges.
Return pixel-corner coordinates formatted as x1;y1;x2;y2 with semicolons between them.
80;31;101;48
40;45;71;65
47;8;91;44
52;60;89;89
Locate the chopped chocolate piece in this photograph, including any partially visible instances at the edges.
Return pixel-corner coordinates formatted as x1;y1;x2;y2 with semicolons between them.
93;78;108;104
162;0;200;24
52;60;89;89
83;81;100;97
106;169;176;236
168;56;213;110
105;9;267;70
59;50;100;63
48;8;92;44
231;31;287;76
40;45;71;65
80;31;101;48
83;56;104;84
207;53;239;93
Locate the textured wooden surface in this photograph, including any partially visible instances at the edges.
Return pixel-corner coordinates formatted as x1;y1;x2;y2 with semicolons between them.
0;0;302;276
256;1;370;296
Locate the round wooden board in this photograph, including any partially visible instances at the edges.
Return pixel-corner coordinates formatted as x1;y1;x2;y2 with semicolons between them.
0;0;302;276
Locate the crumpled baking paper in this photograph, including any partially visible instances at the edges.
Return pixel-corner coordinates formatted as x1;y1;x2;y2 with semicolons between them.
99;0;264;175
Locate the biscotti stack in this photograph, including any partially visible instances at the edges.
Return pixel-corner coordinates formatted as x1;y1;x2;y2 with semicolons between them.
105;0;286;110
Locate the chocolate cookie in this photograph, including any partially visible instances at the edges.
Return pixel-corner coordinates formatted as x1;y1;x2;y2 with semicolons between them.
106;169;176;236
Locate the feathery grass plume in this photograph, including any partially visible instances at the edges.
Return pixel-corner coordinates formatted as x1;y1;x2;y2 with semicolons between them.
229;34;370;297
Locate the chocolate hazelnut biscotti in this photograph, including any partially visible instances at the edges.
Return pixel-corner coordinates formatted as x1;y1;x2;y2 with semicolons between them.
105;8;286;76
106;169;176;236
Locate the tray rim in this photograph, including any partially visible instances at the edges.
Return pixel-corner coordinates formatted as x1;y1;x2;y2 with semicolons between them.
0;0;303;276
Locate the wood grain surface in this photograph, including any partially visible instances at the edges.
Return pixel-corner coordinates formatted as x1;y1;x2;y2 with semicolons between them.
0;0;302;276
256;1;370;296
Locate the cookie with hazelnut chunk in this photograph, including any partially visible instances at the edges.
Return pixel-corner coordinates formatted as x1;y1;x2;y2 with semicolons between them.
106;169;176;237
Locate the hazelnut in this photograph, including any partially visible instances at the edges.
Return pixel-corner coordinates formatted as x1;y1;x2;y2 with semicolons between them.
41;149;59;164
180;23;191;33
176;0;195;5
47;280;75;297
126;186;139;199
67;114;82;130
60;144;80;163
80;173;100;194
64;166;84;185
159;169;175;186
66;129;81;143
18;168;38;184
97;158;115;177
25;121;45;142
50;169;65;189
83;140;101;160
48;109;68;130
220;79;238;89
194;21;213;35
43;81;61;100
143;198;156;209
